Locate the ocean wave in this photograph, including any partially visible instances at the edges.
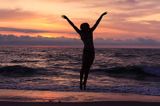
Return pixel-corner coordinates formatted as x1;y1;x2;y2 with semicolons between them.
0;65;64;77
1;65;160;78
113;53;140;58
92;65;160;78
0;65;41;77
11;60;39;63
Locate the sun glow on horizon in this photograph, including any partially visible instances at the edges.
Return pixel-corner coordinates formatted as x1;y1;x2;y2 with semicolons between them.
0;0;160;41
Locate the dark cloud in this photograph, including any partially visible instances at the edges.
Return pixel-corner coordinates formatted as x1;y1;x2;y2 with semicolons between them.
0;34;159;48
0;34;81;46
95;37;160;46
0;27;49;33
0;27;75;34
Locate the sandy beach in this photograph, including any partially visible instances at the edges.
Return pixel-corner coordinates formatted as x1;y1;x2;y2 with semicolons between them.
1;101;160;106
0;89;160;106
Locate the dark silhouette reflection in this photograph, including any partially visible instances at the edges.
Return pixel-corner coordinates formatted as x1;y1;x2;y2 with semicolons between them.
62;12;107;90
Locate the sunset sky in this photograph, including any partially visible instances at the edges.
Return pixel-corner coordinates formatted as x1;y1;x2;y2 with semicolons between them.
0;0;160;41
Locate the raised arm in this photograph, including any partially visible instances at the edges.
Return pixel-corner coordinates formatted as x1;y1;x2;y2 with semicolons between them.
62;15;80;34
91;12;107;32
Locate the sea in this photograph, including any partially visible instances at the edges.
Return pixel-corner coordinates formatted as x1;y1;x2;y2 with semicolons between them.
0;46;160;96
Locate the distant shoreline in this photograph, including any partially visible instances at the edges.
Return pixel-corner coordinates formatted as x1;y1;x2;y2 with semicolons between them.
0;45;160;49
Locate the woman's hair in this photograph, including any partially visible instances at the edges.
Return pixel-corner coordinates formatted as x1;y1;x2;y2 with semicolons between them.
80;23;90;30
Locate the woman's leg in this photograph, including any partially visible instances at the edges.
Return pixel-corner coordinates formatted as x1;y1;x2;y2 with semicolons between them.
83;69;89;90
80;50;86;90
81;50;95;90
80;69;84;90
83;57;94;90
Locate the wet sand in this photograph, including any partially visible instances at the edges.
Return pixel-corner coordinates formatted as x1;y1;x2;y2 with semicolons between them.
0;89;160;106
1;101;160;106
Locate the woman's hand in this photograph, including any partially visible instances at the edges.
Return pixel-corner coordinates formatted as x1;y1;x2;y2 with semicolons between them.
62;15;68;19
101;12;107;17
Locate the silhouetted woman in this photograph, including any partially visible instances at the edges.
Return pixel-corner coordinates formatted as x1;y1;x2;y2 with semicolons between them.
62;12;107;90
